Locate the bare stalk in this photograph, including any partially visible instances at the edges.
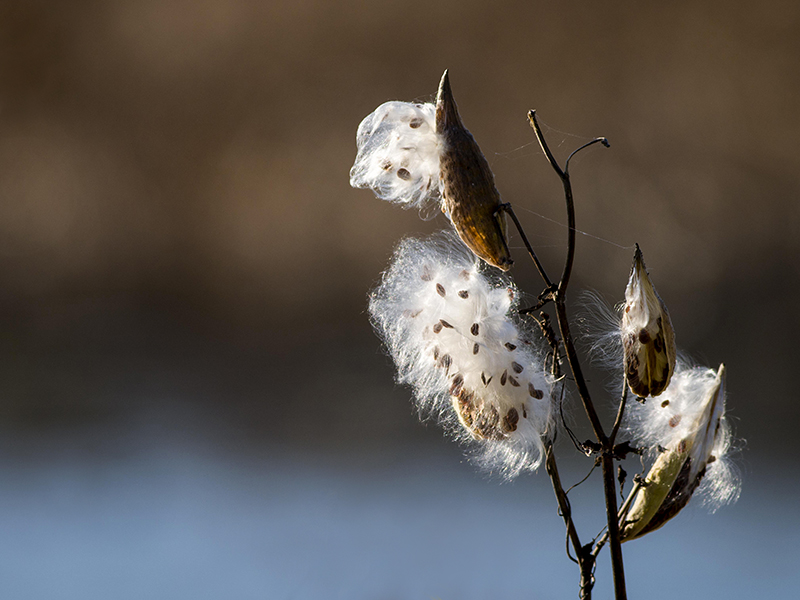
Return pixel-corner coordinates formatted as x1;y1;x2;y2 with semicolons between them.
527;111;627;600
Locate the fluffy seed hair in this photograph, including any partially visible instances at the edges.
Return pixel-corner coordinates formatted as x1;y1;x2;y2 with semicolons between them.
624;361;740;510
369;234;553;478
349;101;442;212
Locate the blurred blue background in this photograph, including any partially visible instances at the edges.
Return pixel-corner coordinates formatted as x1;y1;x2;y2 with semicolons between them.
1;1;798;598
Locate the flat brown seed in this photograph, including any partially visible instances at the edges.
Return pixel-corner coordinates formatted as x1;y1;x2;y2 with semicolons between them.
433;346;439;361
528;383;543;399
508;376;520;387
669;414;682;428
436;283;446;297
503;407;519;432
458;290;469;299
409;118;423;128
450;374;464;395
505;342;517;351
511;361;523;374
473;343;480;355
439;319;453;329
397;168;411;180
438;354;452;373
500;370;508;386
661;399;670;408
471;323;479;336
638;328;651;344
459;269;471;280
381;160;393;171
433;322;443;334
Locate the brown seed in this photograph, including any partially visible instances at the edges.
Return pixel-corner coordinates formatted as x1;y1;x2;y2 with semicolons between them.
661;399;670;408
433;322;443;334
508;375;520;387
409;118;423;128
433;346;439;361
473;343;480;355
450;373;464;395
502;407;519;433
522;406;528;418
381;159;393;171
638;328;651;344
436;283;446;297
707;455;717;464
458;290;469;299
459;269;471;280
438;354;452;373
669;414;682;428
421;266;432;281
439;319;453;329
528;383;543;399
470;323;479;336
397;168;411;180
511;361;523;374
500;370;508;386
625;305;630;313
677;439;687;453
505;342;517;351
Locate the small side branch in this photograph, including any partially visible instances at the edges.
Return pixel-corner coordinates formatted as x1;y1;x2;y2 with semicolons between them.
545;440;596;599
498;203;553;290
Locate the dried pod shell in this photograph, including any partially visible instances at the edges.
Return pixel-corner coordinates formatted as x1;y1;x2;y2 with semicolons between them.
436;70;512;271
620;365;726;542
621;244;676;397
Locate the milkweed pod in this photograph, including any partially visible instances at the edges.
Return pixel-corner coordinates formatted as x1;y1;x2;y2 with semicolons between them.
621;244;676;397
435;70;513;271
368;233;553;478
620;364;727;541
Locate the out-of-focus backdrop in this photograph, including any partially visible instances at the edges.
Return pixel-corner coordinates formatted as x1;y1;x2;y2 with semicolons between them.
1;1;798;598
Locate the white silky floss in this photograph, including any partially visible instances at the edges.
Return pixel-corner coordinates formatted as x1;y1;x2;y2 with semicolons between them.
625;362;739;509
369;235;553;478
349;102;442;211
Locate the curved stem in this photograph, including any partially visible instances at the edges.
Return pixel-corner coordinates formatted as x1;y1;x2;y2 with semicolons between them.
528;110;627;600
499;203;552;288
545;440;596;599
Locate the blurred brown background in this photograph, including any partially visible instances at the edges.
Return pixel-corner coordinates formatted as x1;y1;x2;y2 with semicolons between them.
0;1;798;598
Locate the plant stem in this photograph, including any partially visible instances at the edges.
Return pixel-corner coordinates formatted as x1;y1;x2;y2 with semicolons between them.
527;110;627;600
545;440;595;599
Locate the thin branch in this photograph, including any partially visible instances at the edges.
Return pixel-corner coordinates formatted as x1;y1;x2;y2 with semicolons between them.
545;440;596;599
528;110;626;600
499;202;553;289
609;377;629;446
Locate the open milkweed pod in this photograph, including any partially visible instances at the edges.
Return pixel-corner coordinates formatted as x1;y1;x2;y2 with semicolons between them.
620;364;733;541
368;234;553;478
349;71;512;271
621;244;676;398
436;70;513;271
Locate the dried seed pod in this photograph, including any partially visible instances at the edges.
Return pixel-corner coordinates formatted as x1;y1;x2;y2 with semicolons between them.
435;70;513;271
369;234;553;478
621;244;676;397
620;364;732;542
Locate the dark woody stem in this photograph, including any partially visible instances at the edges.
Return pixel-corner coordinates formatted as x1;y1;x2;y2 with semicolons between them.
527;111;627;600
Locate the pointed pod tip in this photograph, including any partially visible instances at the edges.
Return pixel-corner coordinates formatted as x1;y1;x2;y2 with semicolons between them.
435;69;460;133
